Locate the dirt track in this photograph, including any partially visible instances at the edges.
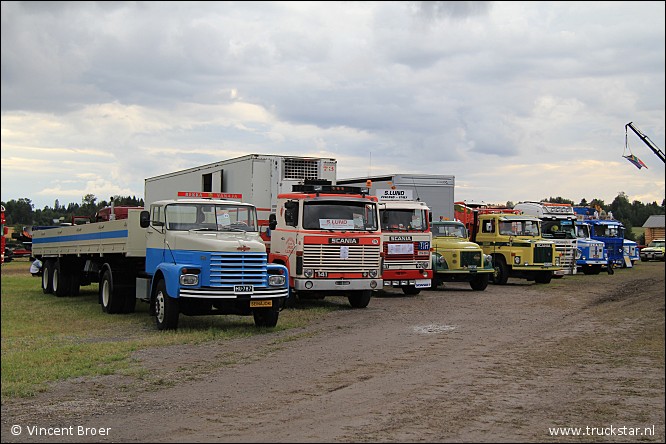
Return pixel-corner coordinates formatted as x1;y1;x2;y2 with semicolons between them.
2;262;664;443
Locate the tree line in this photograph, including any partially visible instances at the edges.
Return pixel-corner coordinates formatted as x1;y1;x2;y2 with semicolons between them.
2;192;664;243
2;194;144;229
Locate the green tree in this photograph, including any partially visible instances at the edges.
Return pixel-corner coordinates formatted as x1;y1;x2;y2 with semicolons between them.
1;198;34;225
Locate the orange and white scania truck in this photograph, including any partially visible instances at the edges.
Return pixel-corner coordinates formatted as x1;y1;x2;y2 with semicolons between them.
145;154;384;308
376;195;432;295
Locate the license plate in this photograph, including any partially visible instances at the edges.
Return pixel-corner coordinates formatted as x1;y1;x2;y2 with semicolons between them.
250;300;272;308
234;285;254;294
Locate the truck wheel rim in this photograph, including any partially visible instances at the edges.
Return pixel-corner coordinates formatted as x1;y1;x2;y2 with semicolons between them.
53;269;59;292
156;292;165;323
102;281;110;307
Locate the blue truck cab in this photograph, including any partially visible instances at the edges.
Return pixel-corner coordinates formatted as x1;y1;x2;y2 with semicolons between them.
574;221;608;274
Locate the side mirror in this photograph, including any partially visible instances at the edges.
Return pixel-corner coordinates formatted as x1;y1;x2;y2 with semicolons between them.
140;211;152;228
269;213;277;230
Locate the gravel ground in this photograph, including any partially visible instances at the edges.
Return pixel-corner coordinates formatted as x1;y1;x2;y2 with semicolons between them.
2;261;664;443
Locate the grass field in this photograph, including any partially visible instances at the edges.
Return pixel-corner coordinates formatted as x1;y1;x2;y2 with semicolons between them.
0;260;341;400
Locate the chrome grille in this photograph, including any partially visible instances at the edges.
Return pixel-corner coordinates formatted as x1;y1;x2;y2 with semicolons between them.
209;252;268;286
303;245;381;270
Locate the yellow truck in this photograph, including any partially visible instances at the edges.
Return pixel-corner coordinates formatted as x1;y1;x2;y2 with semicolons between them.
430;220;493;290
471;213;562;284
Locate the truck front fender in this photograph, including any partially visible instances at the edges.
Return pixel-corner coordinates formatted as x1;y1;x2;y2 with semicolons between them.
154;262;184;299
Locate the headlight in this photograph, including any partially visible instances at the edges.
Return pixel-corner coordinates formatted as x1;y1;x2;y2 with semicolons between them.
514;256;521;264
575;249;582;259
180;274;199;286
303;269;314;278
416;261;429;269
369;269;378;278
269;275;286;286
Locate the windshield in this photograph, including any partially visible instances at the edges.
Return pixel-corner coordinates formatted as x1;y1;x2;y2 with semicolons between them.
593;224;623;238
648;240;665;248
165;203;257;232
433;223;466;239
541;220;576;239
303;201;378;231
499;219;540;237
575;223;591;239
381;208;428;232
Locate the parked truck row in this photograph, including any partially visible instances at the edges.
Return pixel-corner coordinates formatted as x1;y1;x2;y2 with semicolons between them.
24;153;641;331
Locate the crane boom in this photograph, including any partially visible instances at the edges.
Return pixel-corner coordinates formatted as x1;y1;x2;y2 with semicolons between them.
625;121;666;163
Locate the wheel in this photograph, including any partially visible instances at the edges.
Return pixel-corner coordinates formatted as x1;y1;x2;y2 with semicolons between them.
347;290;372;308
534;271;553;284
154;279;179;330
430;275;443;290
53;261;72;297
100;269;124;314
69;273;81;296
253;306;280;327
470;274;489;291
491;256;509;285
401;285;421;296
583;265;601;275
41;260;54;294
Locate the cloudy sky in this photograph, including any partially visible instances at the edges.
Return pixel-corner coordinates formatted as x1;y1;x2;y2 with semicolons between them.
1;1;664;211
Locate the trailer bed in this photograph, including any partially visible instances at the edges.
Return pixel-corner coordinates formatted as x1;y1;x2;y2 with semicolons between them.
32;210;146;257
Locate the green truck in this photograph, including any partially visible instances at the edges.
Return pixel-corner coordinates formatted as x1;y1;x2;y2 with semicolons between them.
430;220;493;291
471;213;562;284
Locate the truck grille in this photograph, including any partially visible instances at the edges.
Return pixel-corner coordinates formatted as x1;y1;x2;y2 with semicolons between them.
534;246;554;263
208;252;269;286
303;245;381;271
383;242;420;261
460;251;483;267
555;243;576;269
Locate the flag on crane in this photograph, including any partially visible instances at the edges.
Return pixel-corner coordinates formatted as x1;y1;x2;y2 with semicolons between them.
623;154;648;169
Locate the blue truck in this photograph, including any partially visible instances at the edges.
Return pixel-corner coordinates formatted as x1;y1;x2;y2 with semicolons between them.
31;198;290;330
574;220;609;274
573;207;625;268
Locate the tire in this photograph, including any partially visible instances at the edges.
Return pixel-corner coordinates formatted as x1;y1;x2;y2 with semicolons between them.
347;290;372;308
100;269;124;314
401;285;421;296
154;279;179;330
583;265;601;275
470;274;489;291
491;256;509;285
42;260;54;294
53;261;72;297
253;306;280;327
69;273;81;296
430;275;443;290
534;271;553;284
